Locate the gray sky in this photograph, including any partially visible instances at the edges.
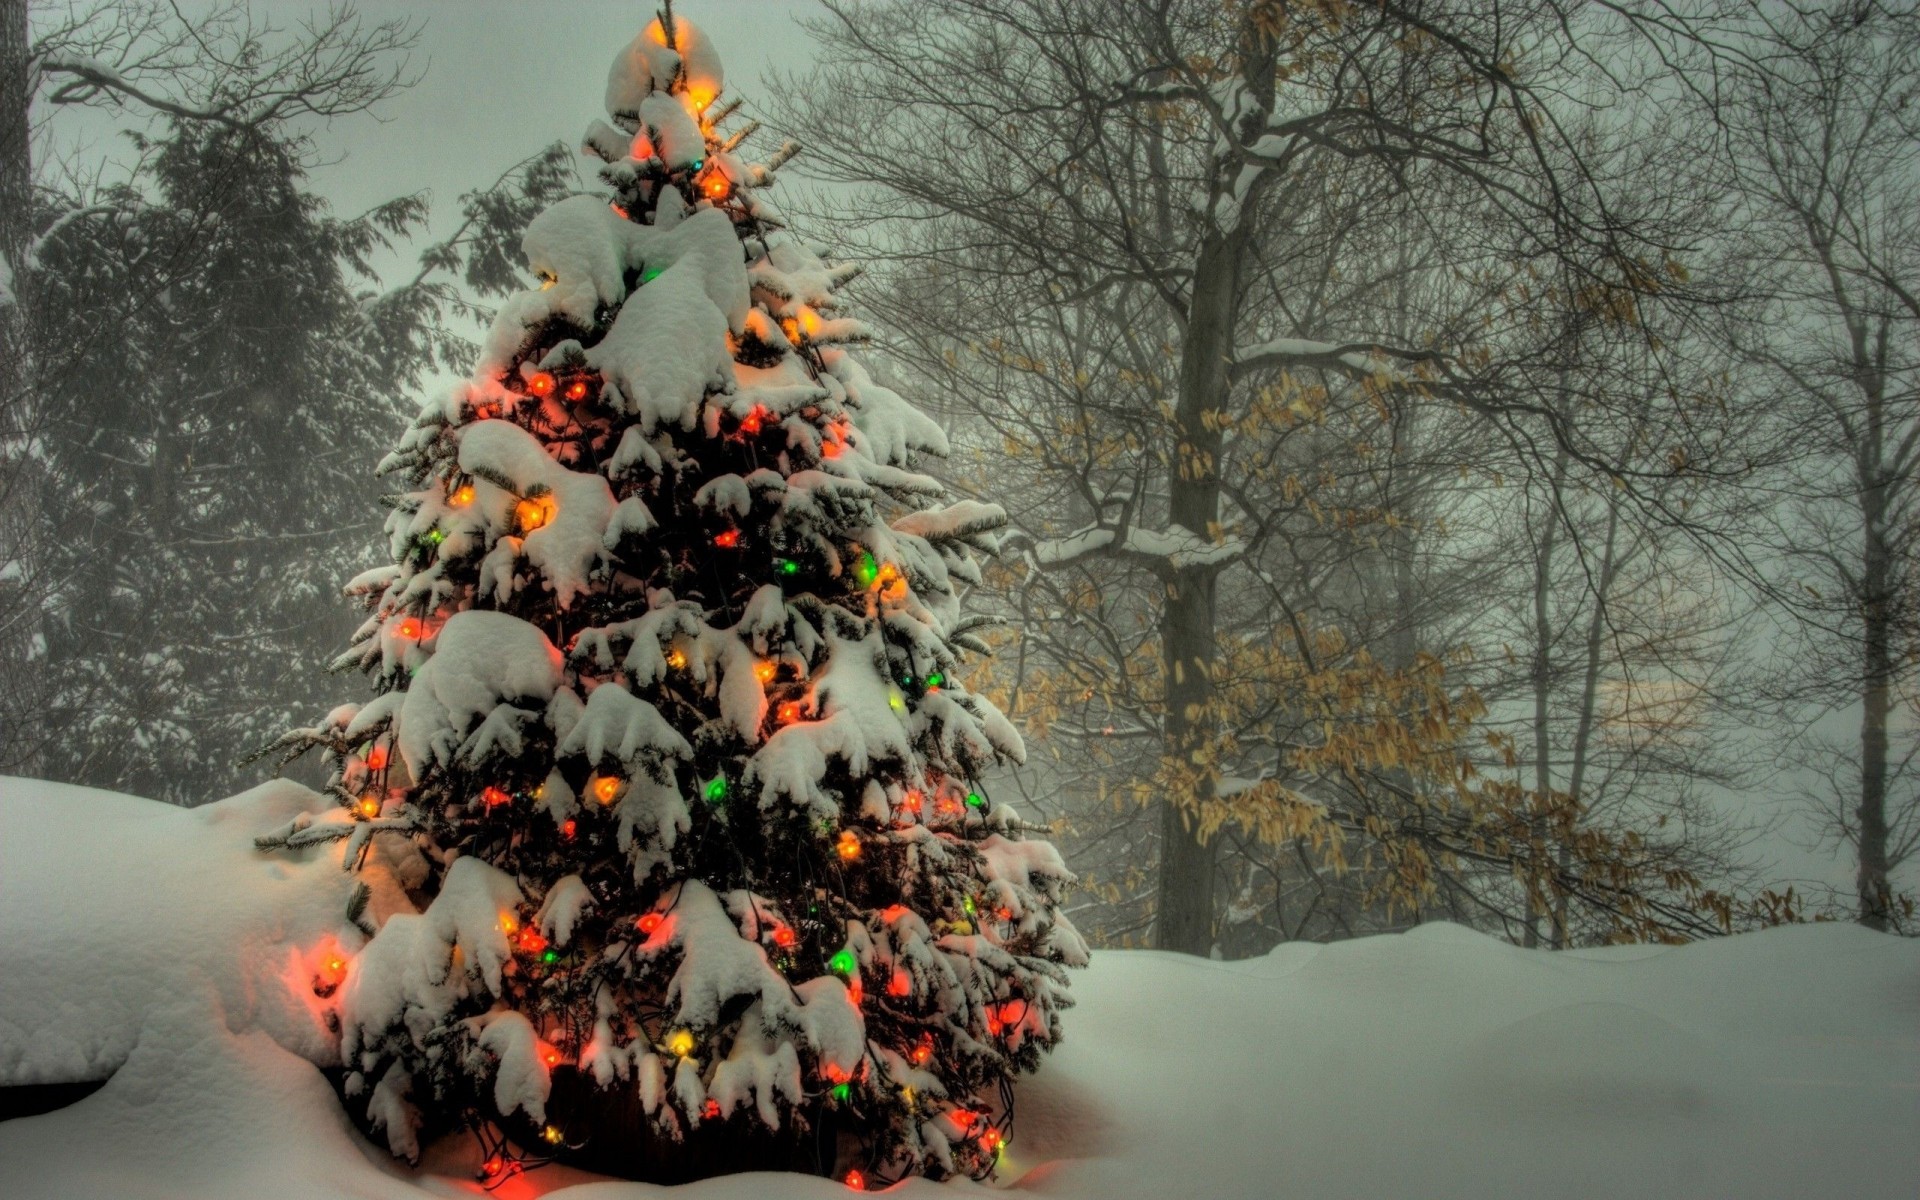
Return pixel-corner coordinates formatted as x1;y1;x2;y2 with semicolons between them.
298;1;824;225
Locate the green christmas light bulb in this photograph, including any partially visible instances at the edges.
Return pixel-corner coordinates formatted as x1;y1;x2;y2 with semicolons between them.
829;948;856;976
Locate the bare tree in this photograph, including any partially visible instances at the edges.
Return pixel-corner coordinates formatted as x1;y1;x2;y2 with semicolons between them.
1713;2;1920;930
785;0;1738;951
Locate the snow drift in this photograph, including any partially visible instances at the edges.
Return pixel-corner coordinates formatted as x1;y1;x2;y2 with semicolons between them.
1;777;1914;1198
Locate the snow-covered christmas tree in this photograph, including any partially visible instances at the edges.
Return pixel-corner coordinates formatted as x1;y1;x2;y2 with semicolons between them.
257;6;1085;1188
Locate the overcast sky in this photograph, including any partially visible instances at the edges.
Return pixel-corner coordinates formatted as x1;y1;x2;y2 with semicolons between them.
297;1;824;224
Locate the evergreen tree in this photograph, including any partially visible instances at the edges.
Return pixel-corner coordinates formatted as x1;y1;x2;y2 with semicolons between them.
262;10;1084;1186
31;121;420;801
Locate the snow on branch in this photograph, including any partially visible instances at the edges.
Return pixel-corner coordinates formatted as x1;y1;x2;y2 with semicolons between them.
1022;523;1245;572
1229;336;1450;385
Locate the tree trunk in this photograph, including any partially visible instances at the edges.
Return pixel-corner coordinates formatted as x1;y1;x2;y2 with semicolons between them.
1153;221;1245;955
1857;482;1892;931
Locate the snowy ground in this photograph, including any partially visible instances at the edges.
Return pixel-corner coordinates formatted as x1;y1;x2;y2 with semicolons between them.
2;778;1915;1200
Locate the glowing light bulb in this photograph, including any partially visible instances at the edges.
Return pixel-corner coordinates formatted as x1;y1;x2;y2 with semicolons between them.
560;818;577;839
591;775;622;805
777;557;799;575
754;660;776;683
542;1047;561;1067
631;133;654;159
982;1128;1003;1152
831;1082;851;1102
687;85;715;110
855;553;878;586
499;913;518;934
966;792;984;809
714;529;740;548
844;1169;866;1190
704;777;727;803
666;647;689;670
911;1036;934;1066
517;928;548;955
364;744;389;770
515;495;554;533
876;563;900;587
638;913;663;935
481;786;511;809
667;1029;695;1058
564;378;589;402
357;794;381;819
542;1125;563;1145
829;948;856;976
772;925;796;948
449;483;474;508
528;371;556;398
837;830;861;861
925;672;944;690
395;617;422;640
777;701;804;724
482;1156;505;1177
702;172;729;200
887;969;911;998
888;691;906;714
703;1099;722;1120
740;408;765;435
904;790;924;813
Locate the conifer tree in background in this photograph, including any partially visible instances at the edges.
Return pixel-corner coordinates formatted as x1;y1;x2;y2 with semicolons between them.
262;8;1084;1187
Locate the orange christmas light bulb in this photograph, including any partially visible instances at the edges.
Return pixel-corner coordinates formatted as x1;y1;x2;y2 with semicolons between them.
564;378;589;402
449;483;475;508
591;775;623;805
837;830;862;861
527;371;556;398
356;794;381;819
754;660;776;683
515;495;554;533
394;617;422;640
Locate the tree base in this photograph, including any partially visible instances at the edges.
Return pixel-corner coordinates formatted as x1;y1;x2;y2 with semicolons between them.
503;1069;841;1184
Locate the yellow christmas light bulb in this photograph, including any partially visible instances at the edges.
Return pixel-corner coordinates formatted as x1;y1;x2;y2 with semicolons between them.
667;1029;695;1058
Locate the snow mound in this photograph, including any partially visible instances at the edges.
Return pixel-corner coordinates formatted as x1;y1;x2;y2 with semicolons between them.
3;777;1917;1200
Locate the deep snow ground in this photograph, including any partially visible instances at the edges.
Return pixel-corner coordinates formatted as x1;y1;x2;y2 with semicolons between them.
1;777;1914;1199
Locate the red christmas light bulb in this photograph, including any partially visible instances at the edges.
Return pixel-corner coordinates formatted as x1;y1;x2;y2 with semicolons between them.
517;928;548;955
777;700;804;724
703;1099;722;1119
482;1156;504;1178
364;744;388;770
772;925;796;948
713;529;740;548
394;617;422;640
910;1036;933;1066
887;969;912;998
560;818;577;839
527;371;556;398
481;786;511;809
739;407;765;434
637;913;663;935
844;1169;866;1191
